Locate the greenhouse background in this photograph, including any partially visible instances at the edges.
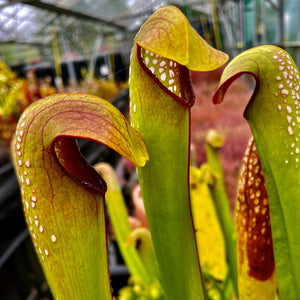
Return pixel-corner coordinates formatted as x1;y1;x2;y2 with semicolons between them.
0;1;299;299
0;0;299;80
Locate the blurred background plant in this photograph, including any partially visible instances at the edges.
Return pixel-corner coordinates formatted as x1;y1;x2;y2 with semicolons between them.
79;68;122;101
0;62;28;146
0;63;58;148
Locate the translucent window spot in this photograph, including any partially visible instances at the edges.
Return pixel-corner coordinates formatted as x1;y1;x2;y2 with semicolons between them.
286;105;292;114
282;89;289;96
262;199;268;209
51;234;57;242
160;60;166;67
288;126;294;135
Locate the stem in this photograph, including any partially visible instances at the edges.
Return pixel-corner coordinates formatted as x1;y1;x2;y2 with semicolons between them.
205;130;238;298
96;163;154;284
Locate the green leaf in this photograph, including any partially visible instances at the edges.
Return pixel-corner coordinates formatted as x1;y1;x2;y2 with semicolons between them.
12;93;148;300
213;45;300;299
130;5;228;300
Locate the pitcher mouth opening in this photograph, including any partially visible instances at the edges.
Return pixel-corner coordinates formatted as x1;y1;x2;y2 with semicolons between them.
51;136;107;195
136;45;195;108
